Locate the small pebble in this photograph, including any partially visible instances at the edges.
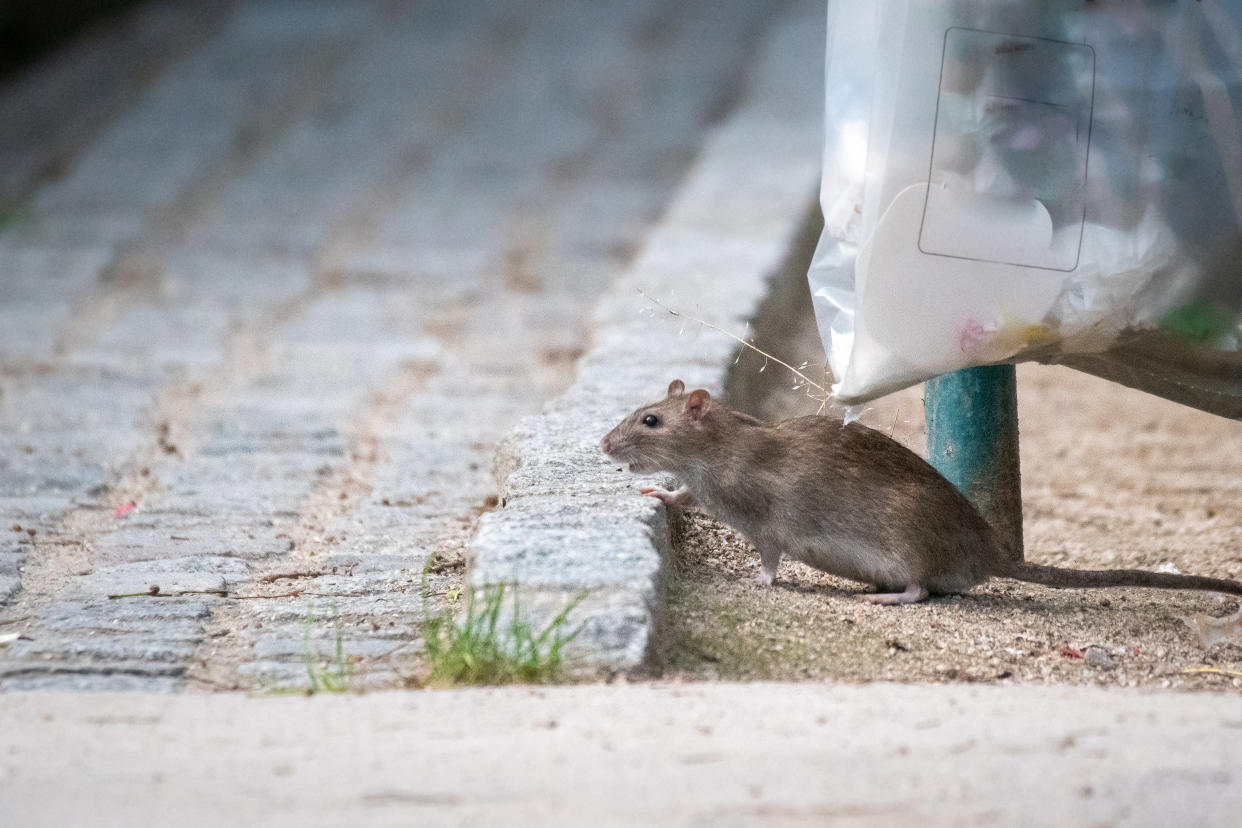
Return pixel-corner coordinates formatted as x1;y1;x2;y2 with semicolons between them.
1084;645;1115;670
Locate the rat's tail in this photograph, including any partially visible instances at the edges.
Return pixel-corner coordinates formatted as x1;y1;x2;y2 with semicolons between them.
1001;561;1242;596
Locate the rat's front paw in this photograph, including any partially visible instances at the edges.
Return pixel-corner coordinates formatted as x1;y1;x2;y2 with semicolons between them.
640;486;694;508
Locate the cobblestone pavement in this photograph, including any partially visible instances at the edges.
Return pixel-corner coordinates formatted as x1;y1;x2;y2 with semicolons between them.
0;0;784;690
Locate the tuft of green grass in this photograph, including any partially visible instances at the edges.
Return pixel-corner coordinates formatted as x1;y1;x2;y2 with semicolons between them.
301;606;353;694
420;582;584;686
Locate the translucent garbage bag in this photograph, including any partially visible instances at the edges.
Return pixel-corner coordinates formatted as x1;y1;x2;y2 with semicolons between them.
809;1;1242;417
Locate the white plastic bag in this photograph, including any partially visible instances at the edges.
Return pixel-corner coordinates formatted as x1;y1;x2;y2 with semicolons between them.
810;1;1242;416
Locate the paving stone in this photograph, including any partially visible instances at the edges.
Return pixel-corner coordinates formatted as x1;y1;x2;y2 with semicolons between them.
472;499;669;594
158;456;333;517
1;673;184;692
163;252;311;308
235;596;421;627
0;497;74;523
314;552;429;575
29;596;215;634
0;597;216;687
197;425;348;459
233;657;420;691
0;456;112;499
90;524;285;565
72;555;251;598
73;303;236;371
298;528;440;560
14;636;204;667
249;632;414;662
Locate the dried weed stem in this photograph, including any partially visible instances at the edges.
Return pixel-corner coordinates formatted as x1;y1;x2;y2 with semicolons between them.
638;289;832;412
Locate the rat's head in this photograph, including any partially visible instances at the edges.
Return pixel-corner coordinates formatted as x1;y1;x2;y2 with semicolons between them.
599;379;714;473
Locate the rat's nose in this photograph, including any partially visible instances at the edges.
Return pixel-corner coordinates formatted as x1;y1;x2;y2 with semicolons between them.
600;436;611;455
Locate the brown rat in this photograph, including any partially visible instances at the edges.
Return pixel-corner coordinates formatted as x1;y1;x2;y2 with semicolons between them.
600;379;1242;604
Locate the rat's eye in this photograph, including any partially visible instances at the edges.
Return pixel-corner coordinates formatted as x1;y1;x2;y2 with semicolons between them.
642;414;660;428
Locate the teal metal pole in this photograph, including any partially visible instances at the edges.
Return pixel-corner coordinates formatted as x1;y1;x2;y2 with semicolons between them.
924;365;1024;561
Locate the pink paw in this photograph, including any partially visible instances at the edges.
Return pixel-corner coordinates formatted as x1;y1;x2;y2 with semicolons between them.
640;487;673;505
640;487;693;508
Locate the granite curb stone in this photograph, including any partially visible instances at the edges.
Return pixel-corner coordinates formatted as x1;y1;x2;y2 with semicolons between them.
467;0;825;674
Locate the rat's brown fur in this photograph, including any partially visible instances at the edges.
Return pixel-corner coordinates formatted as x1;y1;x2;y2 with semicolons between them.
600;380;1242;604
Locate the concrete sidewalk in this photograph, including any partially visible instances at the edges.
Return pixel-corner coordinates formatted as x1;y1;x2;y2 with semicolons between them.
4;682;1240;827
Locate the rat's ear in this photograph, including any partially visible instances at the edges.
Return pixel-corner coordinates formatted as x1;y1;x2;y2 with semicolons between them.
666;379;685;398
684;388;711;422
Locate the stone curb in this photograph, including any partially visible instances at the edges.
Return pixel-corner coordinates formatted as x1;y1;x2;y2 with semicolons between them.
467;0;825;674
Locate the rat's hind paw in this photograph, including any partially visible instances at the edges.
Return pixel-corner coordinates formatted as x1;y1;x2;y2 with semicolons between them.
858;585;929;605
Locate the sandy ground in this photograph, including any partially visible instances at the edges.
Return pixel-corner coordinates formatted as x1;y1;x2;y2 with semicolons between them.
663;344;1242;689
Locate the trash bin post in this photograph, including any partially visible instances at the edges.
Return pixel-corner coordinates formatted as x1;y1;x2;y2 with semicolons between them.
924;365;1024;561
